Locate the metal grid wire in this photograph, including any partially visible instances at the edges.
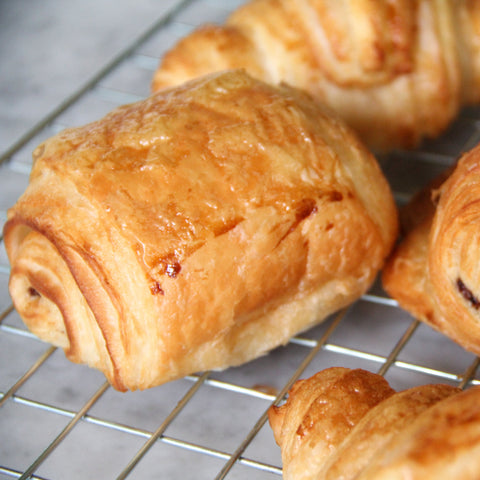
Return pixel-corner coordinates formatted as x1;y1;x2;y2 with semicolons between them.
2;1;480;478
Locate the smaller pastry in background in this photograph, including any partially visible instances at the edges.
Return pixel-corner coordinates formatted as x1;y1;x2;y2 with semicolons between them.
383;142;480;357
269;367;479;480
152;0;480;151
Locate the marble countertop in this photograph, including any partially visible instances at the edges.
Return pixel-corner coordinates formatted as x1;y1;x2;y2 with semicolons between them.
1;1;480;479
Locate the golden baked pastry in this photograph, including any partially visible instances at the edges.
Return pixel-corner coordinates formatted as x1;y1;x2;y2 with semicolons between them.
269;367;480;480
4;70;397;391
151;0;480;151
268;368;396;480
383;143;480;356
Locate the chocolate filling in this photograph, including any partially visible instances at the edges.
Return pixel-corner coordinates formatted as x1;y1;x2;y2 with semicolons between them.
28;287;41;298
457;278;480;310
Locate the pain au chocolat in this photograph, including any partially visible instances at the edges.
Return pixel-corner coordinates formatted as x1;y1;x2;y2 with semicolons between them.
383;141;480;357
269;367;480;480
4;70;397;391
152;0;480;151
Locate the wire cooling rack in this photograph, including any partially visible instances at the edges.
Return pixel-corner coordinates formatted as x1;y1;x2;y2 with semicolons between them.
2;1;480;479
